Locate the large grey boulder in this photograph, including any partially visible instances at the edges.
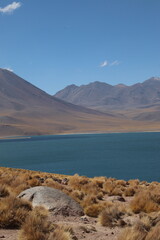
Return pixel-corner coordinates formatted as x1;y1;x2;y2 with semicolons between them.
18;186;83;216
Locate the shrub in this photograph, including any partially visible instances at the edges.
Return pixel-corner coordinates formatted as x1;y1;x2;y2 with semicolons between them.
124;187;136;197
92;177;106;188
48;227;72;240
146;222;160;240
81;182;101;196
84;201;112;217
130;190;160;213
0;195;32;229
128;179;140;186
0;184;10;197
70;190;84;202
68;174;89;191
18;207;73;240
111;186;124;196
81;195;98;208
27;177;40;187
18;206;54;240
118;222;148;240
103;179;116;195
116;180;127;187
98;205;124;227
44;178;64;191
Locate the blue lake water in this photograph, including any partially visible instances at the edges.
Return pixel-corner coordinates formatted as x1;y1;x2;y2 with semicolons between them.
0;132;160;182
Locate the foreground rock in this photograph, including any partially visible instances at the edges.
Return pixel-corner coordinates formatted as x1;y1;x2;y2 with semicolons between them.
18;186;83;216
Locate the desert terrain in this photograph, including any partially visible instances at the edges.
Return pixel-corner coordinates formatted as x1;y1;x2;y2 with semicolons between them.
1;68;160;137
1;167;160;240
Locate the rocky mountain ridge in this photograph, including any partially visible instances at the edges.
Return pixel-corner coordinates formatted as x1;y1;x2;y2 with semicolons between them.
54;77;160;110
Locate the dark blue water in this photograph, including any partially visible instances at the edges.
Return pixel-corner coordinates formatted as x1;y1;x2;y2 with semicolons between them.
0;132;160;182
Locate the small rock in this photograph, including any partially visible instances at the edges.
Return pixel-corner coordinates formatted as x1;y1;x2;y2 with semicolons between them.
117;196;125;202
72;236;78;240
52;177;62;184
62;178;69;185
40;178;45;183
118;219;127;227
80;215;89;222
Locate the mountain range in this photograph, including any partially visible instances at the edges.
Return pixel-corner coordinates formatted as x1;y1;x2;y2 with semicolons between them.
0;68;160;137
55;78;160;122
55;78;160;110
0;68;132;137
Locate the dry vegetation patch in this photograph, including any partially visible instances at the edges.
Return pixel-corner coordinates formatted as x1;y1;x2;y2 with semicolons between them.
2;167;160;239
130;188;160;213
98;204;126;227
18;206;73;240
18;206;54;240
0;195;32;229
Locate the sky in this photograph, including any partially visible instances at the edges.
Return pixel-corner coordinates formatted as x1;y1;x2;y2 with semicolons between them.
0;0;160;94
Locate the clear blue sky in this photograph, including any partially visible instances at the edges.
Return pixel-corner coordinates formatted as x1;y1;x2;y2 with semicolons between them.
0;0;160;94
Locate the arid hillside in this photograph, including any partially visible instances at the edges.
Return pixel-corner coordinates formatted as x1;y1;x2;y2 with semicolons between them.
55;78;160;122
1;167;160;240
0;68;160;137
55;78;160;110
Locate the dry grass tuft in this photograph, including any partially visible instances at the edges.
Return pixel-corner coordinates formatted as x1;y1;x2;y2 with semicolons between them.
130;189;160;213
44;178;64;191
98;204;125;227
128;179;140;186
48;226;72;240
68;174;89;191
118;222;148;240
103;179;116;195
116;180;127;187
0;184;10;197
0;195;32;229
146;222;160;240
18;207;73;240
18;206;54;240
92;176;106;188
84;201;113;217
70;190;84;203
124;187;136;197
118;213;160;240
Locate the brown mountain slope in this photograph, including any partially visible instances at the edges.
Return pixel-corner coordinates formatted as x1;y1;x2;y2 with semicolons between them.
0;69;134;136
54;78;160;122
1;68;160;137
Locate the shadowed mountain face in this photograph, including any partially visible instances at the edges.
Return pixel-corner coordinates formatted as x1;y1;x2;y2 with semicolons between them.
0;68;138;137
54;78;160;110
1;68;160;137
0;68;52;111
0;68;116;116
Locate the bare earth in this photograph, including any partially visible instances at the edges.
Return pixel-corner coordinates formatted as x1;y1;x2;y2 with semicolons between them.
0;217;122;240
0;195;139;240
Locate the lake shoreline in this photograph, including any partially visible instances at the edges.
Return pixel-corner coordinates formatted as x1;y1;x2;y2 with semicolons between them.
0;132;160;182
1;129;160;140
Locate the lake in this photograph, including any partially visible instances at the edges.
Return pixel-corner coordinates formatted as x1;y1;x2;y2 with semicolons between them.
0;132;160;182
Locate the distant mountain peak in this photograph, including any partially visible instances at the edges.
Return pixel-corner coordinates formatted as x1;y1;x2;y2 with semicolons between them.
89;81;111;86
115;83;127;88
144;77;160;82
0;68;13;73
67;84;78;88
150;77;160;81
